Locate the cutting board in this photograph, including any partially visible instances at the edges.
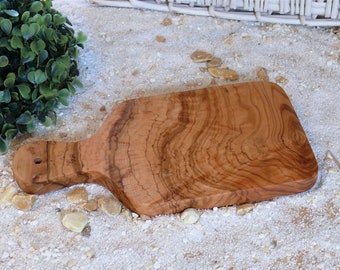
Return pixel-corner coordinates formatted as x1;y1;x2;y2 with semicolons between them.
12;82;318;216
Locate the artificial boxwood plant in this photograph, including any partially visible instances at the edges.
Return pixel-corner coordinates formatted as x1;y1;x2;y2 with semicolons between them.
0;0;86;153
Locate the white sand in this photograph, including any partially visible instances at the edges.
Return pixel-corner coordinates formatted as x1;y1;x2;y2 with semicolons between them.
0;0;339;269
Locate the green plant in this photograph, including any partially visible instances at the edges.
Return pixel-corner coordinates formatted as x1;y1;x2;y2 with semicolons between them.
0;0;86;153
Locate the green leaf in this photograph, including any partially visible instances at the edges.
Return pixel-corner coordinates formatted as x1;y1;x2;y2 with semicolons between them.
76;31;87;44
16;111;33;125
30;39;45;54
10;36;23;49
11;92;19;101
27;70;47;85
30;1;43;13
38;50;48;64
35;70;47;84
32;87;39;101
51;61;66;80
36;39;46;51
58;88;70;106
0;38;12;51
11;27;22;37
67;83;76;95
42;116;52;127
4;77;15;88
72;78;83;88
26;122;35;133
23;52;35;64
30;23;40;36
21;47;35;64
21;11;30;22
27;71;35;84
17;84;31;99
59;35;69;45
0;90;11;103
0;137;8;153
0;19;12;35
2;123;15;133
21;24;31;40
6;72;16;80
53;14;66;26
4;9;19;17
43;14;52;25
0;56;9;67
39;86;57;99
5;129;17;140
43;27;54;41
21;23;40;40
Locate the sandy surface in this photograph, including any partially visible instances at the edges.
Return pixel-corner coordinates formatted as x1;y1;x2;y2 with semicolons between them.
0;0;339;269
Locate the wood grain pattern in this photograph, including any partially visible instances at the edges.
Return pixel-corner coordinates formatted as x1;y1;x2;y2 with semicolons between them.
12;82;318;216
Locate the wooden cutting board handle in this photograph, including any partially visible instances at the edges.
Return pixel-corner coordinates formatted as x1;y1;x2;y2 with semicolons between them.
12;82;318;216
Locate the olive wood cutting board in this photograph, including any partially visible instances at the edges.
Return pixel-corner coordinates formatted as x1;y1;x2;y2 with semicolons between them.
12;82;318;216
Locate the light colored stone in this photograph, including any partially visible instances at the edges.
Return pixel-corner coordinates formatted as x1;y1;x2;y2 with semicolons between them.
190;50;214;63
140;214;151;221
207;57;222;68
180;208;200;224
67;259;77;268
12;193;37;211
62;212;88;232
66;187;88;204
256;67;269;81
98;196;122;216
236;203;256;216
121;208;133;221
86;249;95;259
0;183;18;205
208;67;239;81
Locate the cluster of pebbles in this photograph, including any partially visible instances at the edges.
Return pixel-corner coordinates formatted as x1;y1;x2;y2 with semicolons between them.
190;49;288;85
0;182;257;233
190;50;239;81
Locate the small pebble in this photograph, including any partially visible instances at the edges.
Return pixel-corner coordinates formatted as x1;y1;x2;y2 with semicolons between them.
121;208;133;221
223;37;233;45
98;196;122;216
66;187;88;204
139;214;151;221
275;75;288;85
155;35;166;43
81;225;91;237
81;199;98;212
12;193;37;211
207;57;222;68
99;105;106;113
62;212;88;233
180;208;200;224
256;67;269;81
327;167;337;174
86;249;95;259
67;259;77;268
161;17;172;26
236;203;256;216
208;67;239;81
131;212;139;219
31;242;40;250
190;50;214;63
0;183;18;205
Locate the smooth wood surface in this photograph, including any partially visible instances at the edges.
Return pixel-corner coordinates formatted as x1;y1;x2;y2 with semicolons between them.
12;82;318;216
